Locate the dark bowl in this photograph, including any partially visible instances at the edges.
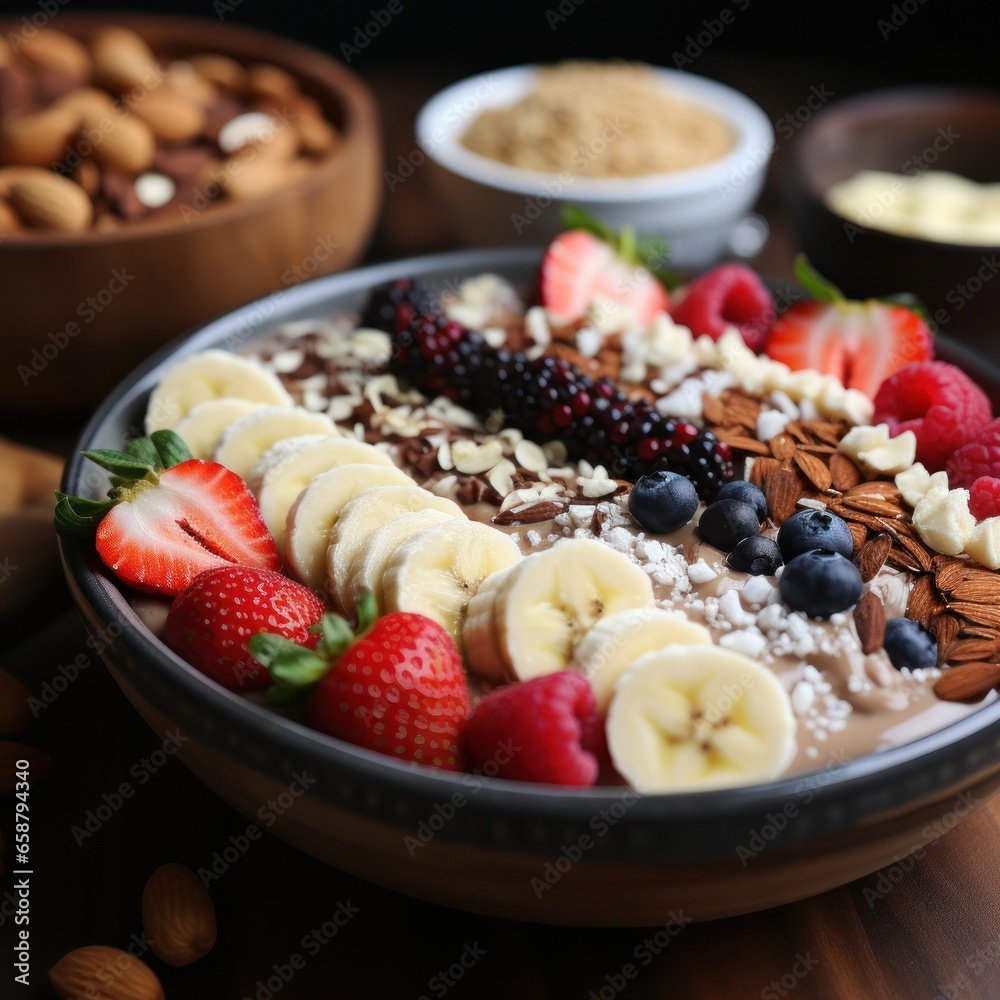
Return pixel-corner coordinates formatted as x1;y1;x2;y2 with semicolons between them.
789;87;1000;356
60;247;1000;926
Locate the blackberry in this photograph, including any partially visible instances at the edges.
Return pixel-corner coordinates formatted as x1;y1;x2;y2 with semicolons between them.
365;279;734;497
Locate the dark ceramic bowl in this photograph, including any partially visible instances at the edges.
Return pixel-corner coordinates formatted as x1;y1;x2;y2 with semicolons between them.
789;87;1000;353
60;247;1000;926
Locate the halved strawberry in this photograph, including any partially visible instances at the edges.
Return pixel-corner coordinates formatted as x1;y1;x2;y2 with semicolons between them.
540;226;669;326
763;257;933;400
56;430;279;596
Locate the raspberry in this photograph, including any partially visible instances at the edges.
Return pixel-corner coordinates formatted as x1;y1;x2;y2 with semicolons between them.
671;263;775;351
969;477;1000;520
947;420;1000;489
461;671;599;786
873;361;993;472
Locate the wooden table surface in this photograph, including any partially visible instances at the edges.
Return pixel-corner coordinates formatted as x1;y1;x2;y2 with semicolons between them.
4;70;1000;1000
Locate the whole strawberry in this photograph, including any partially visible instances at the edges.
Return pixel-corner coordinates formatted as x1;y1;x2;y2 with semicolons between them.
251;594;471;770
56;429;279;596
166;566;326;690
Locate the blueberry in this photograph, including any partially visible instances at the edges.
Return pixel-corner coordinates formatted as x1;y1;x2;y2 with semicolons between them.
715;480;768;522
698;499;761;551
779;550;863;619
728;535;783;576
883;618;938;671
628;470;700;534
777;508;854;561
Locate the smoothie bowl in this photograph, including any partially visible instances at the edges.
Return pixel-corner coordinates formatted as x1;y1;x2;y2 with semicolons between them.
59;235;1000;925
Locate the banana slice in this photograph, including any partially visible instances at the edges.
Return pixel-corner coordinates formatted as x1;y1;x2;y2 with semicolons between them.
171;398;267;460
382;520;522;649
327;485;466;607
251;434;395;548
571;608;712;713
606;645;797;793
145;349;292;432
285;462;413;587
214;407;338;482
342;509;454;613
463;538;655;682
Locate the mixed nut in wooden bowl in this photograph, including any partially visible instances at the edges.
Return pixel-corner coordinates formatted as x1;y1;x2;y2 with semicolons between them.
0;14;381;413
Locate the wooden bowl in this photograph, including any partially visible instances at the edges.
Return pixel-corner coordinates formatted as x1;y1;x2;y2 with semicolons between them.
0;13;381;413
60;247;1000;926
788;88;1000;356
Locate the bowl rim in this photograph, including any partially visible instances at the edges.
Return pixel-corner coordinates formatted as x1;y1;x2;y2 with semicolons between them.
792;84;1000;252
414;63;774;202
0;11;376;248
61;245;1000;858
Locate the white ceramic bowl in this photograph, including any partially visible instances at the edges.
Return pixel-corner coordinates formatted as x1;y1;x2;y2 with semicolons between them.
415;64;773;267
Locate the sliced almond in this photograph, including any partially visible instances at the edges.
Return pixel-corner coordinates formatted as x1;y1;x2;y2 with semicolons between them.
854;590;887;654
829;452;863;492
792;450;833;491
856;533;892;581
9;172;92;231
769;433;797;461
492;500;564;526
934;661;1000;703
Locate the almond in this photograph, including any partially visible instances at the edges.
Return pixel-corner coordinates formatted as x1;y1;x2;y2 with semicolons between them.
19;29;93;79
748;456;781;489
492;500;565;525
801;419;846;446
929;612;959;662
906;574;945;626
0;106;80;167
840;493;905;518
83;111;156;174
769;432;798;461
0;669;32;737
297;112;338;156
247;62;299;100
854;590;887;654
714;429;771;456
949;601;1000;630
829;452;863;491
131;91;205;145
0;741;50;795
49;945;164;1000
763;467;800;526
90;27;160;93
224;155;308;200
188;53;248;91
893;532;934;573
856;533;892;581
56;86;116;118
944;636;1000;663
792;450;833;492
73;158;102;197
934;661;1000;703
701;392;726;425
847;520;868;551
9;171;92;231
0;196;21;234
0;35;13;66
142;863;217;966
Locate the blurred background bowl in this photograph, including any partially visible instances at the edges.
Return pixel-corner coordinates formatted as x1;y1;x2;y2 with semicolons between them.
0;13;381;414
789;87;1000;357
415;64;772;269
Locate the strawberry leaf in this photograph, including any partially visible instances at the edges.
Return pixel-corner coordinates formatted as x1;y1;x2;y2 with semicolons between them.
250;632;329;687
559;204;616;244
150;429;193;469
125;437;163;471
315;613;355;659
53;491;116;538
793;254;845;303
80;448;157;481
356;590;378;633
